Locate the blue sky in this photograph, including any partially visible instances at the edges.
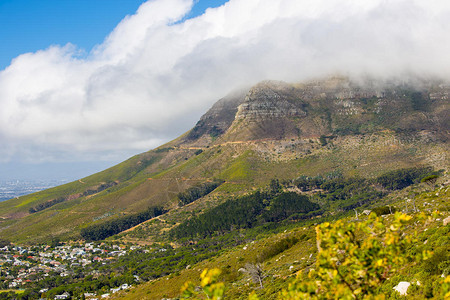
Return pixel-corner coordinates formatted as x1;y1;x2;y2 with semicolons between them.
0;0;228;70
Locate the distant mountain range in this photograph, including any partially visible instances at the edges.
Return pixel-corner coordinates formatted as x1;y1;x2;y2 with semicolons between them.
0;76;448;244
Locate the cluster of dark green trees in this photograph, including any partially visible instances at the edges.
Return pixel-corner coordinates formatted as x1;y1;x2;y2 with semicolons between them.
318;177;384;211
375;167;439;190
291;167;440;212
80;206;166;241
29;197;66;214
293;167;436;192
177;180;224;206
81;181;118;197
171;191;320;239
293;175;383;211
0;291;21;300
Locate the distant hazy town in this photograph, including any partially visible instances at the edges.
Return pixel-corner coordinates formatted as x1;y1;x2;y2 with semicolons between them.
0;180;66;202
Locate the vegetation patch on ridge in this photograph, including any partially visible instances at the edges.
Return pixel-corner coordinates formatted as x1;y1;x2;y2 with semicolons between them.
171;191;320;239
80;206;167;241
177;180;225;206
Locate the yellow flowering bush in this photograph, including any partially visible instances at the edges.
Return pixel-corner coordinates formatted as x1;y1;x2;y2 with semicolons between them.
181;268;225;299
182;212;450;299
281;212;430;299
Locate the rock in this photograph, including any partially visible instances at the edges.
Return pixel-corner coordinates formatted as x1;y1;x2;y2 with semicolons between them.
443;216;450;226
185;89;247;142
393;281;410;296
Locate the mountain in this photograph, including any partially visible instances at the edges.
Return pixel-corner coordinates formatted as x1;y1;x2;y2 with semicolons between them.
0;76;448;244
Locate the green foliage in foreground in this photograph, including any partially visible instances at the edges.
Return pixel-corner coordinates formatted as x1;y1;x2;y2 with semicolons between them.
80;206;166;241
282;212;427;299
182;212;450;299
0;291;24;300
181;268;225;300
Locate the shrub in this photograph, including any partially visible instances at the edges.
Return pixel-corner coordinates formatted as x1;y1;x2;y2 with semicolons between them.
372;205;396;216
181;268;224;299
281;213;431;299
257;237;299;262
422;247;450;275
80;206;166;241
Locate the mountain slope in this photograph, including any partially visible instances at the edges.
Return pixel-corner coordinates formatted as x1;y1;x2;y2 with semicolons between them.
115;183;450;300
0;76;448;244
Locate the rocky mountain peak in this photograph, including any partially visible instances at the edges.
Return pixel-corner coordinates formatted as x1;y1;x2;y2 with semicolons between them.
184;77;449;144
185;88;248;144
235;81;306;120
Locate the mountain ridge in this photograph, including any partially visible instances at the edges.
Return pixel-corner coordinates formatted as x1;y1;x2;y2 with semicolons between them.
0;76;448;244
183;76;449;146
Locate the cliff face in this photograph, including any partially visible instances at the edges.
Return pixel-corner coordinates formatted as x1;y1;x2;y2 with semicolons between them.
185;89;248;144
235;81;307;120
186;77;450;143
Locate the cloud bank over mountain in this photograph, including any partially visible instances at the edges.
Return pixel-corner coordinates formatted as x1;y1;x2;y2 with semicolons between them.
1;0;449;163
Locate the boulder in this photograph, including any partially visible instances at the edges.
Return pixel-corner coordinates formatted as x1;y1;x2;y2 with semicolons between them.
393;281;410;296
443;216;450;226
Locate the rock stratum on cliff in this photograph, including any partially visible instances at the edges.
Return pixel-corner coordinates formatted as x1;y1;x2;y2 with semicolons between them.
186;77;449;144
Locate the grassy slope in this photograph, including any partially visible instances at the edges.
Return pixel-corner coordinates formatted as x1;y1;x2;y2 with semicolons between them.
115;131;447;244
0;129;446;244
115;180;450;300
0;147;193;243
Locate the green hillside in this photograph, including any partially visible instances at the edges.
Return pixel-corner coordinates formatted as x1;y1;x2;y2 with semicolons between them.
114;180;449;300
0;77;448;246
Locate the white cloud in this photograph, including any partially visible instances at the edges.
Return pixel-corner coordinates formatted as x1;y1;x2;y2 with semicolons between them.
1;0;450;163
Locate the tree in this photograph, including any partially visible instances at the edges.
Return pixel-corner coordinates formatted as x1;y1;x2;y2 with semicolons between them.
270;179;282;195
0;239;10;248
239;263;266;289
421;174;439;186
